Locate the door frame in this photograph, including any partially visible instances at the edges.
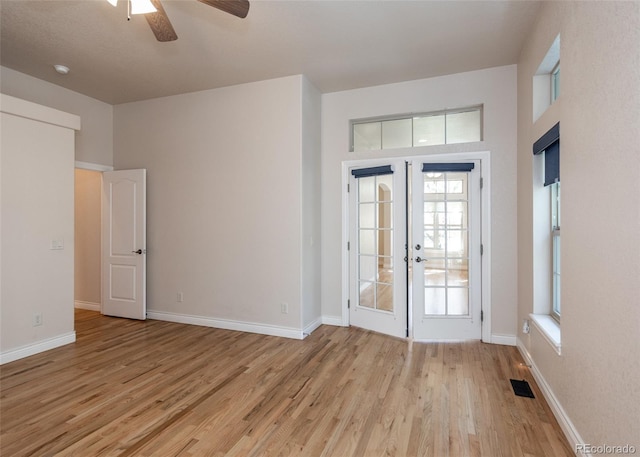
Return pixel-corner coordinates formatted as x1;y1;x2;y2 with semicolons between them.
342;151;492;343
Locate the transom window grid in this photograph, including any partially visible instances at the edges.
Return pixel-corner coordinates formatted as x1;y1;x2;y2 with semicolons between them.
422;172;470;316
351;106;483;152
357;174;394;313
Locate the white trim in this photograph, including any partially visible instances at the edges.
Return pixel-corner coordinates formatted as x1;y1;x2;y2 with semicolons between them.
303;317;322;337
530;313;562;355
0;332;76;365
517;338;587;456
322;315;347;327
147;310;304;340
74;300;101;312
490;333;517;346
75;161;114;172
0;94;81;130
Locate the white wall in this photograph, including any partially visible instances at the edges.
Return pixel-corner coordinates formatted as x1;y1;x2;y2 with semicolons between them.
301;77;322;332
113;75;320;338
517;1;640;449
321;65;518;339
1;95;79;363
1;66;113;167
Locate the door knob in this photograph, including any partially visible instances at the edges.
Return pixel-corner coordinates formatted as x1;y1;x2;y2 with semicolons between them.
132;249;143;255
415;256;427;263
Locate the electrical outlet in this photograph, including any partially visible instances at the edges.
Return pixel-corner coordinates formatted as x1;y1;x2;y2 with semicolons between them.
177;292;184;303
33;313;43;327
281;303;289;314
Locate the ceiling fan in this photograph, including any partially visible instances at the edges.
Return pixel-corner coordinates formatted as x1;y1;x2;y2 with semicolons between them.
112;0;250;42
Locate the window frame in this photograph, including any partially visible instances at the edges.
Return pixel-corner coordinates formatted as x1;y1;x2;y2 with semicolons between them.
551;181;561;321
349;105;483;152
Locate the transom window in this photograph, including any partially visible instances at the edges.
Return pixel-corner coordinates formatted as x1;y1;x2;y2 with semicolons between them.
351;106;483;152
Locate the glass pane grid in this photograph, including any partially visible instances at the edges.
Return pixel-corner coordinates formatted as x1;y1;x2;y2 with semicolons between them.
357;174;394;313
422;171;470;317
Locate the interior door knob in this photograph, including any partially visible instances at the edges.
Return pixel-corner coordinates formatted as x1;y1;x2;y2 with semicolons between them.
132;249;143;254
415;256;427;263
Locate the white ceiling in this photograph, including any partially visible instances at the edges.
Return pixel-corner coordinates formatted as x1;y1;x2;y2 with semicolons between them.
0;0;541;105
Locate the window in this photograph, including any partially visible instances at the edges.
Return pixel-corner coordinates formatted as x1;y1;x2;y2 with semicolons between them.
551;182;561;320
351;106;482;152
533;122;561;321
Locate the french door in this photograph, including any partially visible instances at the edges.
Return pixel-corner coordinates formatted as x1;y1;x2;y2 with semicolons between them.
348;161;408;338
411;160;482;340
348;157;483;340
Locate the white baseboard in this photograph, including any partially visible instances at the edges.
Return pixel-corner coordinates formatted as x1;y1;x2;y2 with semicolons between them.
491;333;517;346
74;300;101;311
517;338;586;456
0;332;76;365
147;310;305;340
321;315;346;326
303;317;322;338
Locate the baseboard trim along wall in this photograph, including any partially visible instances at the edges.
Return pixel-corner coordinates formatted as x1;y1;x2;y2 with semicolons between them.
303;317;322;337
0;332;76;365
147;310;306;340
321;315;345;326
517;338;587;456
74;300;101;312
491;334;517;346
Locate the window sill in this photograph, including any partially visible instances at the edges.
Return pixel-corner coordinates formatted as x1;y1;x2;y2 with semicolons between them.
529;313;561;355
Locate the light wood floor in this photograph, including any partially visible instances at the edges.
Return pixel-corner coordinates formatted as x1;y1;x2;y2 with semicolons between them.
0;310;574;456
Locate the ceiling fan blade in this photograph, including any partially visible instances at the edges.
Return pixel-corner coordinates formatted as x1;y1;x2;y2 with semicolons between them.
145;0;178;42
197;0;250;19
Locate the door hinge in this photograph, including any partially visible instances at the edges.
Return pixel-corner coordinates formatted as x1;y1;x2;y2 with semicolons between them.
348;299;351;309
480;244;484;256
347;183;350;192
347;241;350;251
481;309;484;322
480;177;484;189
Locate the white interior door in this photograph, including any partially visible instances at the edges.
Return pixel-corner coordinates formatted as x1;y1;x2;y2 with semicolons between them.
102;169;147;320
348;162;407;338
411;160;481;340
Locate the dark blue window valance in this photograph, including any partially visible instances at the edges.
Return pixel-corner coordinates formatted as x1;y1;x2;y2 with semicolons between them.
351;165;393;178
421;163;475;173
533;122;560;186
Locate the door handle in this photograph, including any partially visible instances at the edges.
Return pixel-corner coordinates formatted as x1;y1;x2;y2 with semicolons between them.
132;249;143;255
415;256;427;263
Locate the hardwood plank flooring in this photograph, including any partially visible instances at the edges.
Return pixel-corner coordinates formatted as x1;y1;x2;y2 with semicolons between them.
0;310;574;456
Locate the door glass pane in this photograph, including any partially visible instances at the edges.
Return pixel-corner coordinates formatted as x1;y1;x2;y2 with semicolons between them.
353;122;381;151
382;118;412;149
359;203;375;228
359;281;375;308
359;176;375;202
359;255;377;282
421;169;471;317
425;287;446;315
448;288;469;315
359;230;376;255
357;173;394;313
425;263;446;286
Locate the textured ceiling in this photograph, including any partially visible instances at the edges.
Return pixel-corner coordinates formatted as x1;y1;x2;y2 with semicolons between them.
0;0;541;105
